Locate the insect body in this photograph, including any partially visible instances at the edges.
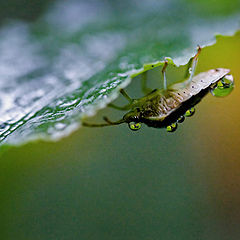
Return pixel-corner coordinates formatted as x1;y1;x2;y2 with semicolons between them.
83;47;234;132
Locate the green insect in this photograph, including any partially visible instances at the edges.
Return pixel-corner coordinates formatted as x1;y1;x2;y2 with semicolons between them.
83;47;234;132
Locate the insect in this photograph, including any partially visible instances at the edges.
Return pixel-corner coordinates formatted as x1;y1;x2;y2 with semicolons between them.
83;46;234;132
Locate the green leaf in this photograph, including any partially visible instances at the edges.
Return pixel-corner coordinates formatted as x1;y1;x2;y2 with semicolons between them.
0;0;240;146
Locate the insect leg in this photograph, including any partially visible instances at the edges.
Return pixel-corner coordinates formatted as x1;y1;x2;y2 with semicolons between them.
162;59;168;90
119;89;132;102
108;103;132;111
103;116;124;125
141;71;153;94
82;117;125;127
107;88;133;110
185;46;201;85
82;121;112;127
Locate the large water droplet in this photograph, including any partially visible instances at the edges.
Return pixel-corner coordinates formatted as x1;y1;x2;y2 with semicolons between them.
211;74;234;97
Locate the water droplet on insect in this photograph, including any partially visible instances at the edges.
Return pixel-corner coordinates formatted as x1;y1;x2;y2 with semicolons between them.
177;115;185;123
128;122;141;131
211;75;234;97
166;122;177;132
185;107;195;117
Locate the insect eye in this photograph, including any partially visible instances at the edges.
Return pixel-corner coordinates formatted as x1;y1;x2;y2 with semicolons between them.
128;122;141;131
166;123;178;132
185;107;195;117
211;74;234;97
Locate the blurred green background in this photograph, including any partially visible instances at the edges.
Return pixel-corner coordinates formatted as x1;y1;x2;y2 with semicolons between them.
1;0;240;239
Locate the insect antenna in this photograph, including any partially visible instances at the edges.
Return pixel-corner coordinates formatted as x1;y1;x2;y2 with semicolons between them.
82;117;125;128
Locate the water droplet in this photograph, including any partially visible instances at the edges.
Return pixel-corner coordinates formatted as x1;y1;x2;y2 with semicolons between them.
177;115;185;123
166;122;177;132
128;122;141;131
211;75;234;97
185;107;195;117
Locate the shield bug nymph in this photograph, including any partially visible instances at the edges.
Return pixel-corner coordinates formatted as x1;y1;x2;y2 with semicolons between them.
83;46;234;132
